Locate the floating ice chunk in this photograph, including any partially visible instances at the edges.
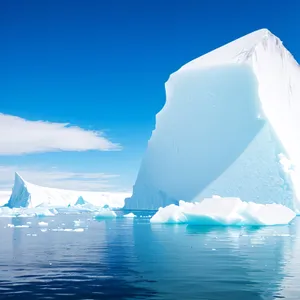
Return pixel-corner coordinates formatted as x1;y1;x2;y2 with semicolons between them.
73;228;84;232
38;222;48;227
150;197;296;226
123;213;136;218
150;204;187;224
73;220;82;227
5;223;28;228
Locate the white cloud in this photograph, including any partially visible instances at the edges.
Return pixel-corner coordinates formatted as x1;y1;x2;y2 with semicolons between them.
0;113;121;155
0;165;126;192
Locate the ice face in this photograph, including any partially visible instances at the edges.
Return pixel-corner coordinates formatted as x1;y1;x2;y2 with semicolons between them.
127;65;293;210
126;29;300;211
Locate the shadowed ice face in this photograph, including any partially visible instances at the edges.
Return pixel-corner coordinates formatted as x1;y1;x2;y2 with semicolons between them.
138;64;265;201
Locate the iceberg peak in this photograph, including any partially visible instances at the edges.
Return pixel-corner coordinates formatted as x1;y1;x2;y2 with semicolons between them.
14;172;26;185
174;28;293;75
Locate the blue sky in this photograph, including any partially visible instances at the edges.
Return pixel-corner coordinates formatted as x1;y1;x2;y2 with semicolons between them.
0;0;299;191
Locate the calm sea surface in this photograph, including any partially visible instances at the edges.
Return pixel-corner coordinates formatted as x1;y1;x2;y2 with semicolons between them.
0;212;299;300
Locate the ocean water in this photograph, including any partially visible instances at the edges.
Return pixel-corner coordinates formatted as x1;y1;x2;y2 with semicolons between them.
0;212;299;300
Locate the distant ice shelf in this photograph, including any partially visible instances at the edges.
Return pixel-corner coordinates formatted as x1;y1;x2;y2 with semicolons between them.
5;172;131;209
126;28;300;212
150;197;296;226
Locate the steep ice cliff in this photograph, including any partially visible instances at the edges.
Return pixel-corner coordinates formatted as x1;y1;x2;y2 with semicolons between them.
125;29;300;211
7;172;130;208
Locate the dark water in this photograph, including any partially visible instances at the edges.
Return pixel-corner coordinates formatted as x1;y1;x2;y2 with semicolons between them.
0;212;299;300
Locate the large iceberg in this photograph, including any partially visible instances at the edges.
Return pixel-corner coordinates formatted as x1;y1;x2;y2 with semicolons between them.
150;197;296;226
6;172;130;209
125;29;300;211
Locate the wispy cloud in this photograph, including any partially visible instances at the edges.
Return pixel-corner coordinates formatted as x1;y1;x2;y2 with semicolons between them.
0;165;125;192
0;113;121;155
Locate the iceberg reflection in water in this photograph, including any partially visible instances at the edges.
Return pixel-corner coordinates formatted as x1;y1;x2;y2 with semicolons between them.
0;213;299;299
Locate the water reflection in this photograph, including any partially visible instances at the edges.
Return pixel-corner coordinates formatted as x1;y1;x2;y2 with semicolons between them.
0;215;156;299
0;215;299;299
142;222;294;299
279;218;300;299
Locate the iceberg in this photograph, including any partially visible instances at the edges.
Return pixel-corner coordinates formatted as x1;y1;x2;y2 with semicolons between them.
150;197;296;226
125;29;300;211
7;172;131;209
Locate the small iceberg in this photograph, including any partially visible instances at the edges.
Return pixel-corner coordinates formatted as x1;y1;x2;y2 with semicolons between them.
150;197;296;226
123;213;136;218
38;221;48;227
94;209;117;219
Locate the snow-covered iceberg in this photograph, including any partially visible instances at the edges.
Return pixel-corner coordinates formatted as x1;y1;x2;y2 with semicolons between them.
126;29;300;211
150;197;296;226
6;172;131;209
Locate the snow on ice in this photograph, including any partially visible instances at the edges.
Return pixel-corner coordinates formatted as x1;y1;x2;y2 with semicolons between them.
150;197;296;226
